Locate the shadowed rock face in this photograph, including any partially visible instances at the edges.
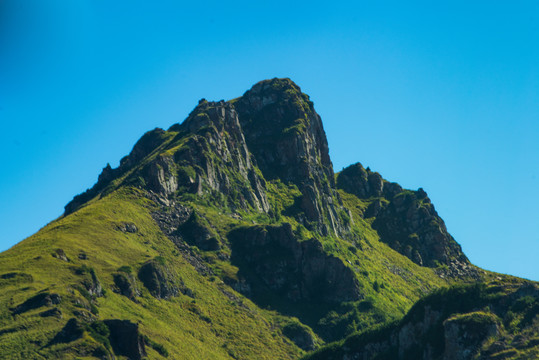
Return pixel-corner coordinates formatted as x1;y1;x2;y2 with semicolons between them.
337;162;468;267
8;77;520;360
443;313;500;360
113;272;140;301
175;211;221;251
49;318;84;345
104;320;146;360
64;78;348;237
282;322;318;351
229;223;360;303
234;79;332;186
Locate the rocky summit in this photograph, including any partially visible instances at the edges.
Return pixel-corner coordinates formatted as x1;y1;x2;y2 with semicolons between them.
0;78;537;359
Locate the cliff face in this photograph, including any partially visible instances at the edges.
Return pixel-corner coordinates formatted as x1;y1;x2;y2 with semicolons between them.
234;79;349;236
229;223;361;303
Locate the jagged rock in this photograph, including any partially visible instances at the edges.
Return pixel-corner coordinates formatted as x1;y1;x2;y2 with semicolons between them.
235;78;349;236
337;162;468;267
115;222;138;233
306;282;539;360
73;309;97;323
138;258;180;299
120;128;168;168
229;223;360;303
372;189;468;267
104;319;146;360
150;203;214;276
64;128;169;215
337;162;385;198
12;292;61;315
169;100;270;212
142;155;178;195
64;78;350;237
77;266;103;297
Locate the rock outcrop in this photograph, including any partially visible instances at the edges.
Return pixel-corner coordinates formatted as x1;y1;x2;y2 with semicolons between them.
12;292;61;315
443;312;500;360
235;78;350;236
104;319;147;360
282;321;318;351
337;162;468;267
229;223;360;303
65;79;350;237
175;211;221;251
113;271;140;301
64;128;170;215
138;257;181;299
49;318;85;345
305;282;539;360
166;99;270;212
75;265;103;297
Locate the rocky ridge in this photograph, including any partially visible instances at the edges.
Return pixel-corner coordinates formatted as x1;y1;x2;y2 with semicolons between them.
1;78;528;360
337;162;469;268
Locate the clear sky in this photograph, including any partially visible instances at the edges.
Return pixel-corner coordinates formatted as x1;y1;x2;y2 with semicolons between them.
1;1;538;280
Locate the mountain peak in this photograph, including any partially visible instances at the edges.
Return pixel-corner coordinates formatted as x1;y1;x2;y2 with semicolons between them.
4;78;531;360
234;78;346;235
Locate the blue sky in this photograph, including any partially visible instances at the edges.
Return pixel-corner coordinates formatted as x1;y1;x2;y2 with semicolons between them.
1;1;538;280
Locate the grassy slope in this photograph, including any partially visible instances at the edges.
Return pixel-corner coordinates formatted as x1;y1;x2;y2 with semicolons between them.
0;183;462;359
0;188;302;360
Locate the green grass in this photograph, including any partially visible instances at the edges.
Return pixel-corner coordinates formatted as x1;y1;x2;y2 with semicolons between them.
0;180;456;359
0;188;303;359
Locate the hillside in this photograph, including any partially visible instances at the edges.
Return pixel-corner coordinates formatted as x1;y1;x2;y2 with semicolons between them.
0;78;532;360
305;281;539;360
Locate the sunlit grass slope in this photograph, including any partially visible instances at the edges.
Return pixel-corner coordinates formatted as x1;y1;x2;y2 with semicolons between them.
0;188;302;359
0;182;461;359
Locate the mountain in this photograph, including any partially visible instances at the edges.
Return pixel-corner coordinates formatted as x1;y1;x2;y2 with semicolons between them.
0;78;536;360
